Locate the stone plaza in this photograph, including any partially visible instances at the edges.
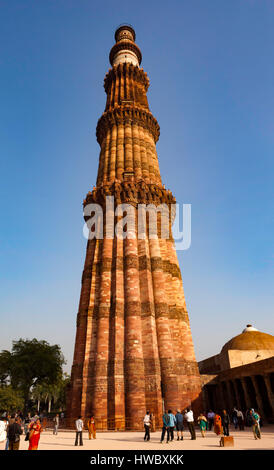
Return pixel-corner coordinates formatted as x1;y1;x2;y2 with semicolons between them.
4;426;274;451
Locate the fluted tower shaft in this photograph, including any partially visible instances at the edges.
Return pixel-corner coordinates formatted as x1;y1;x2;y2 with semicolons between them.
67;25;202;430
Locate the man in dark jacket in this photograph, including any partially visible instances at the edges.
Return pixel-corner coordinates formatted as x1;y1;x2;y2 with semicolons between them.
160;411;170;443
7;415;23;450
221;410;230;436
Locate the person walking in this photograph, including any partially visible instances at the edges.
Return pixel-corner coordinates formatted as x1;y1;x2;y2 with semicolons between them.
7;415;23;450
251;410;261;440
184;408;196;440
175;409;184;441
75;416;84;446
197;412;207;438
160;411;170;443
221;410;230;436
87;416;96;440
143;411;151;441
207;410;215;431
53;413;59;435
168;410;176;441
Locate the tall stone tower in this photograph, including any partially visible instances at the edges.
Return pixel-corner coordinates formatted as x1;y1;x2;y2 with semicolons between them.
67;25;202;430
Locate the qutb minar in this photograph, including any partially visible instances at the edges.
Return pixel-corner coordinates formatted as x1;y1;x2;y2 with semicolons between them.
67;25;202;430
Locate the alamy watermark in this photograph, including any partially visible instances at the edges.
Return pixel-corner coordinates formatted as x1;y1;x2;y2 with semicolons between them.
83;196;191;251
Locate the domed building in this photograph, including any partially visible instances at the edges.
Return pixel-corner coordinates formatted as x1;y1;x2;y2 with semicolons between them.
198;326;274;423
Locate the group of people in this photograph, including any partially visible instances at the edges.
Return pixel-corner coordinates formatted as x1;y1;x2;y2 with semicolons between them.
0;411;43;450
143;408;197;443
1;405;263;449
206;408;262;439
143;406;262;442
0;410;97;449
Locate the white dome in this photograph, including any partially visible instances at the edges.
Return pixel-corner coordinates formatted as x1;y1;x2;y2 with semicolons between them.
242;324;259;333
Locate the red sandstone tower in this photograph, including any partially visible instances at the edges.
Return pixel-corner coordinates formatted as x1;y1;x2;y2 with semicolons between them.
67;25;202;430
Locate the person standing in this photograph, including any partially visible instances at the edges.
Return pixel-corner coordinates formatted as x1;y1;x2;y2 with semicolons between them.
28;418;42;450
75;416;84;446
207;410;215;431
7;415;23;450
3;417;9;450
160;411;170;443
213;413;223;436
246;408;253;427
184;408;196;440
175;409;184;441
221;410;230;436
197;412;207;438
237;409;244;430
24;413;31;437
0;419;7;446
168;410;176;441
53;413;59;435
143;411;151;441
33;411;40;422
232;408;238;429
150;413;156;432
87;416;96;440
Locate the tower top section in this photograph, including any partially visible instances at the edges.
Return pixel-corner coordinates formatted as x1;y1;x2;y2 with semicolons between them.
109;24;142;67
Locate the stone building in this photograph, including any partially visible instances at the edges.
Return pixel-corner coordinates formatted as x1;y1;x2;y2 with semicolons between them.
199;325;274;422
66;25;202;430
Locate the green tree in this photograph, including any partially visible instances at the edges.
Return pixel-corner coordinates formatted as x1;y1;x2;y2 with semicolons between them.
31;383;48;412
56;373;70;411
0;338;65;410
31;373;70;413
0;350;12;386
0;386;24;412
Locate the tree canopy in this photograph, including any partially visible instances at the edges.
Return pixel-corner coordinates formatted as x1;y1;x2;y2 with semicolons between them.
0;386;24;412
0;338;66;410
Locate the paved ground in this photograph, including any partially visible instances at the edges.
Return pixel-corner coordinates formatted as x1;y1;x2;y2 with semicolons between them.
2;425;274;450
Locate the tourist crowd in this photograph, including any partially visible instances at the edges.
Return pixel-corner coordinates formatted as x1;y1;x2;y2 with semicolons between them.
0;410;96;450
142;406;262;443
0;410;65;450
0;406;262;450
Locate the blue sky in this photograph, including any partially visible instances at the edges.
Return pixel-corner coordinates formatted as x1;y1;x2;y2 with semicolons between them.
0;0;273;372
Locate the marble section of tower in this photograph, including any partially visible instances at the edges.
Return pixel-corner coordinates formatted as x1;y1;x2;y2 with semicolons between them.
66;25;202;430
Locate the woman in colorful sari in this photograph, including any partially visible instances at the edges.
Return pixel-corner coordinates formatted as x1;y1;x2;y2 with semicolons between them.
87;416;96;440
197;413;207;438
214;413;223;436
28;418;42;450
251;410;261;439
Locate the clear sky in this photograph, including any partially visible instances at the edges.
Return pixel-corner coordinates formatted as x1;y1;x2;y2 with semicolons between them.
0;0;273;373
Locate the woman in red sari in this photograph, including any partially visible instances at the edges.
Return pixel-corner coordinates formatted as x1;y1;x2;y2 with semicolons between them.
214;413;223;436
28;418;42;450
